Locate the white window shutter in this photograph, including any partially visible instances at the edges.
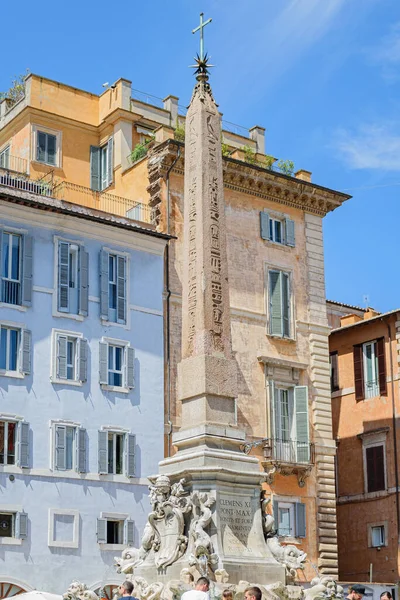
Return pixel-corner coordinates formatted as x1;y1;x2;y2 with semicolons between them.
55;425;66;470
116;256;126;324
18;421;30;468
295;502;306;538
76;427;87;473
78;249;89;317
285;218;295;247
97;518;107;543
126;347;135;389
15;512;28;539
21;329;32;375
57;334;68;379
107;137;114;186
294;386;310;463
99;342;108;385
260;211;270;240
100;250;109;319
21;234;33;306
124;519;135;545
98;430;108;474
126;433;136;477
78;338;88;382
269;271;282;336
58;242;70;312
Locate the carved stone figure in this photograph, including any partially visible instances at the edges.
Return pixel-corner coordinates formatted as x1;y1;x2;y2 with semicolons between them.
188;490;218;572
64;582;98;600
304;578;343;600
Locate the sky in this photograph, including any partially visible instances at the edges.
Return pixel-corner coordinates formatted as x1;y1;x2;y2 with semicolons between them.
1;0;399;312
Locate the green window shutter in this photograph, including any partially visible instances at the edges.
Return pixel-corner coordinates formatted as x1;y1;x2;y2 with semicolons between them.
18;421;30;468
98;430;108;474
126;347;135;389
99;341;108;385
285;218;295;247
21;234;33;306
21;329;32;375
124;519;135;545
76;427;87;473
269;271;282;336
78;249;89;317
78;338;88;383
260;212;270;240
15;512;28;539
97;518;107;543
90;146;101;191
282;273;290;337
294;386;310;463
57;334;68;379
126;433;136;477
116;256;126;324
295;503;306;538
58;242;70;312
99;249;109;319
107;137;114;186
55;425;66;470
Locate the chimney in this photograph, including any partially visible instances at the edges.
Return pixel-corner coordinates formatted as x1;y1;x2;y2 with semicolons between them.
364;308;380;320
249;126;265;154
295;169;312;183
163;95;179;127
340;314;363;327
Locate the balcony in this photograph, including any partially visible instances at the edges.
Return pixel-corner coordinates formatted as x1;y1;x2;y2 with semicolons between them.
0;154;28;174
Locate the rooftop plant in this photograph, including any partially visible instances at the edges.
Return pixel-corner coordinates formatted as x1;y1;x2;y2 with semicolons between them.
277;159;295;176
0;71;29;107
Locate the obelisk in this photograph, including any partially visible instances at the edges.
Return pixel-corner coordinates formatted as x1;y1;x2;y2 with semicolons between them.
158;17;285;584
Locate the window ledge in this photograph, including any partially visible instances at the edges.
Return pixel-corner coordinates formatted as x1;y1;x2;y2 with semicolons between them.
53;311;84;322
0;537;23;545
267;334;296;343
0;302;27;312
98;543;126;550
101;384;131;394
48;540;78;549
31;160;62;171
0;370;24;379
51;377;83;387
100;319;128;329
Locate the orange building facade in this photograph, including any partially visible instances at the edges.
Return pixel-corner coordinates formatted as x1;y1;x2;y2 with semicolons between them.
0;74;352;582
329;304;400;583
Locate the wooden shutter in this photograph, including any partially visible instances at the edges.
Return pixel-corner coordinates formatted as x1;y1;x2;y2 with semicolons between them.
55;425;66;470
99;249;109;319
77;427;87;473
268;380;275;439
57;334;68;379
126;434;136;477
295;386;310;463
330;351;339;392
18;421;30;468
78;338;88;382
21;234;33;306
107;137;114;186
269;271;282;336
21;329;32;375
58;242;70;312
97;518;107;543
285;218;295;247
353;344;365;401
90;146;101;191
295;503;306;538
366;445;385;492
78;249;89;317
98;430;108;474
15;512;28;539
376;337;387;396
126;347;135;389
99;342;108;385
260;212;270;240
282;272;290;337
124;519;135;545
116;256;126;324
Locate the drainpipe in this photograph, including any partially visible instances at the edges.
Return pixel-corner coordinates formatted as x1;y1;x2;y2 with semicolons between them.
385;318;400;543
165;145;181;457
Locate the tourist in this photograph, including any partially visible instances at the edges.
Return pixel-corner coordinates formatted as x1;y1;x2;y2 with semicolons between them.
244;587;262;600
181;577;210;600
222;591;233;600
380;593;392;600
346;585;365;600
117;581;139;600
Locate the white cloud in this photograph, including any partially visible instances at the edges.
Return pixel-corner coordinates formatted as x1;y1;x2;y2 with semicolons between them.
333;124;400;170
366;21;400;82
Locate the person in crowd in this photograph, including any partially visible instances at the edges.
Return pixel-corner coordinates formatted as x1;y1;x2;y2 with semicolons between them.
117;581;139;600
181;577;210;600
244;587;262;600
347;585;366;600
380;592;392;600
222;591;233;600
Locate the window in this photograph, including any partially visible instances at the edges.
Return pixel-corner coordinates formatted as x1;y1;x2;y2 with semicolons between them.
0;146;10;169
0;511;28;539
330;351;339;392
273;501;306;538
366;444;385;493
371;525;385;547
52;330;87;384
96;515;134;546
0;419;29;468
99;339;134;390
271;385;310;463
268;270;291;338
0;325;31;376
36;131;57;165
1;231;33;307
98;429;136;477
354;338;387;401
57;241;89;316
48;508;79;549
100;250;126;324
260;212;295;247
90;138;113;191
53;423;86;472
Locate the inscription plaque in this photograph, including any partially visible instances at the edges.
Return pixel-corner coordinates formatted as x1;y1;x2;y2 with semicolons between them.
219;493;256;557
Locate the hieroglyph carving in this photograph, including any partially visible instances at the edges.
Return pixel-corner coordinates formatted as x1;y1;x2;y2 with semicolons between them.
209;174;224;352
187;176;197;354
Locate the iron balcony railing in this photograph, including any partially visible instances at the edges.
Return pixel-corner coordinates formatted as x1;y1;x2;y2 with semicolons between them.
263;438;314;465
0;154;28;174
0;170;52;196
1;280;20;305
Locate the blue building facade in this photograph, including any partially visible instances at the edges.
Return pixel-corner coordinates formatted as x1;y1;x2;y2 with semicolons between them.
0;190;168;594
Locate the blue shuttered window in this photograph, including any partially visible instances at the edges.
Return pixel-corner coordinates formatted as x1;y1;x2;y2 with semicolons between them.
58;242;88;316
260;212;295;247
269;270;291;338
